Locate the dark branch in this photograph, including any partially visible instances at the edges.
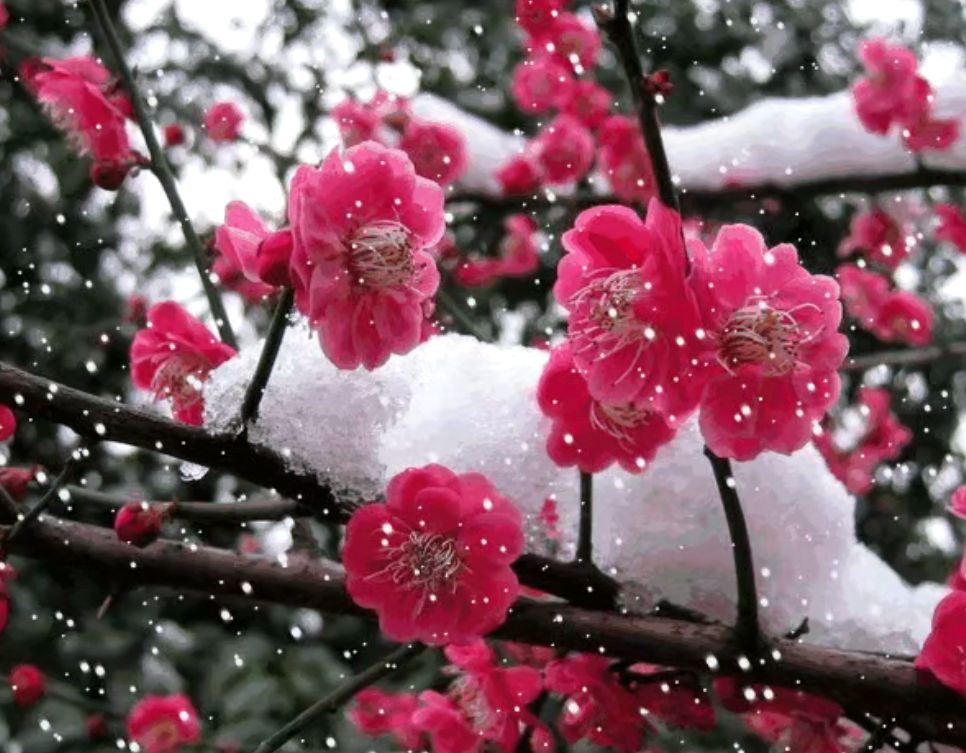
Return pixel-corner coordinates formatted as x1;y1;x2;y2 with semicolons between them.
4;448;85;543
4;512;966;747
0;361;618;609
576;471;593;565
703;447;761;654
87;0;238;349
67;486;302;524
595;0;678;210
842;341;966;372
252;643;425;753
240;288;295;427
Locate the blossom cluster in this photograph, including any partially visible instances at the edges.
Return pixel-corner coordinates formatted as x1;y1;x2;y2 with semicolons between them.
498;0;655;204
814;387;912;495
332;90;468;187
539;199;848;466
851;37;960;152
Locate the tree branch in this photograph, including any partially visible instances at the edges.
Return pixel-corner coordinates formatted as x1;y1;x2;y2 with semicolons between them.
704;447;761;654
842;341;966;372
595;0;678;210
240;288;294;426
4;512;966;747
0;361;619;609
66;486;302;524
449;167;966;215
252;643;425;753
576;471;593;565
4;447;85;543
86;0;238;349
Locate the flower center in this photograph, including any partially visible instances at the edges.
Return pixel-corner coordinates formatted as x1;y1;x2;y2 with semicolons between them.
347;220;415;288
717;299;815;375
150;352;209;410
589;400;652;446
143;720;180;752
571;269;645;339
382;530;466;595
449;676;492;733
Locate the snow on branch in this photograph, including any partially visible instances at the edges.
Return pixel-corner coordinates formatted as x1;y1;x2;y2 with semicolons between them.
204;331;946;656
412;71;966;197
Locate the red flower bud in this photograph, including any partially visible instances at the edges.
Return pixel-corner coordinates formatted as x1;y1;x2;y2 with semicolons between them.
9;664;45;707
114;501;171;547
163;123;186;147
642;69;673;98
0;403;16;442
86;713;109;741
256;229;294;287
0;465;38;501
90;159;134;190
124;294;149;326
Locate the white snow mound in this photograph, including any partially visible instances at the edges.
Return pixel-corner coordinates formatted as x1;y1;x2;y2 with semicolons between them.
206;330;945;654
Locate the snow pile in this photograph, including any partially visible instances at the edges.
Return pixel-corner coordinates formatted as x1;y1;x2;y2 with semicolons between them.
206;331;945;654
413;70;966;196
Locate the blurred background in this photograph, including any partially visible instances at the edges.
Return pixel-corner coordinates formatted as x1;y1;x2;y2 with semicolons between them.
2;0;966;750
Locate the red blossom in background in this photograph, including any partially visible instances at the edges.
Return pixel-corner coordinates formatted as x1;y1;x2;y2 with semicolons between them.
837;207;911;270
456;214;540;287
532;114;594;185
9;664;45;708
716;678;858;753
0;403;15;441
343;464;523;645
204;101;244;142
511;54;573;113
0;561;16;635
286;141;444;370
935;203;966;253
874;290;934;346
495;153;543;196
597;114;655;204
514;0;568;38
537;342;676;472
331;97;383;146
851;37;960;152
815;387;912;495
412;690;480;753
0;466;38;501
688;225;848;460
537;12;600;71
0;3;8;28
114;501;170;547
126;694;202;753
917;590;966;696
163;123;186;146
555;200;701;416
558;79;612;129
86;713;110;741
130;302;237;425
22;56;141;189
949;485;966;519
399;120;469;186
349;687;423;749
544;654;652;752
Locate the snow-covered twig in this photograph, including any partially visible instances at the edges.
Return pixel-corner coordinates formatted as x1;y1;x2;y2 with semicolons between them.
240;288;295;426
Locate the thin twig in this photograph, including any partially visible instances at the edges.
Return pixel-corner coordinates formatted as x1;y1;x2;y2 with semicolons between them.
67;486;302;524
4;450;85;543
251;643;425;753
703;447;761;654
595;0;678;210
436;287;492;342
576;471;594;565
842;341;966;372
240;287;294;426
86;0;237;349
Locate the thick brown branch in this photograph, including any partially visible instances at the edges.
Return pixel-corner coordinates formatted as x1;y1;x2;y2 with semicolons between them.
0;361;618;609
4;513;966;747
